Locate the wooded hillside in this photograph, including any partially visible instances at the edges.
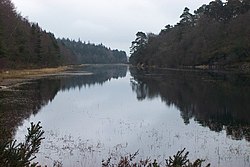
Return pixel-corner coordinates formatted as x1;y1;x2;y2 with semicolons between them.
0;0;127;69
129;0;250;70
58;38;127;64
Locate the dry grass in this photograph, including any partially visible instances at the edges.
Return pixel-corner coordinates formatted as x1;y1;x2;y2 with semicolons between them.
1;66;68;78
0;66;70;87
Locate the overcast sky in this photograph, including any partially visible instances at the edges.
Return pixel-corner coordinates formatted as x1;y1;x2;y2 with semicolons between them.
12;0;212;55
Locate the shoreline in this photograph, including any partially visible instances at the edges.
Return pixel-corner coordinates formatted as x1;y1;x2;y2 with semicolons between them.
0;66;71;89
2;63;249;90
0;64;125;89
131;63;250;74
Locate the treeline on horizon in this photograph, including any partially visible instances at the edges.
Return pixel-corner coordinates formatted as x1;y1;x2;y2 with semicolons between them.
129;0;250;70
0;0;127;69
59;38;127;64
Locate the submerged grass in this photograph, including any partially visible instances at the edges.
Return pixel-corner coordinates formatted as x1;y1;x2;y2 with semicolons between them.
2;122;211;167
102;148;210;167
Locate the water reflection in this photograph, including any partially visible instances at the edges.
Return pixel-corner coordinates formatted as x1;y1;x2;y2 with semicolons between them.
0;79;61;141
130;68;250;141
0;65;127;141
59;65;127;91
10;65;250;167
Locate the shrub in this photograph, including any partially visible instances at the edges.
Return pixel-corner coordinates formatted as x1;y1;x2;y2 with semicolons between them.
0;122;44;167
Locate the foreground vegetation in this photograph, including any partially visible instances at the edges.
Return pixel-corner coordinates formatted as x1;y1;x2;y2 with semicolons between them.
129;0;250;70
0;122;44;167
0;122;210;167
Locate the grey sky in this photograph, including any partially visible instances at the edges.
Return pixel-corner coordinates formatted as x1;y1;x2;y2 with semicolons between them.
12;0;212;55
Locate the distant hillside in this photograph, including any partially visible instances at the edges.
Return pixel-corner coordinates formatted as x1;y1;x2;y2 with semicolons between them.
58;38;127;64
129;0;250;70
0;0;127;69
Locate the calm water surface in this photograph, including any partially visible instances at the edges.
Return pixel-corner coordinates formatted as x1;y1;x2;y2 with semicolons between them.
9;65;250;166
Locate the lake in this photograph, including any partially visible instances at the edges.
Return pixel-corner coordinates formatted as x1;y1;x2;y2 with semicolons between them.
1;65;249;166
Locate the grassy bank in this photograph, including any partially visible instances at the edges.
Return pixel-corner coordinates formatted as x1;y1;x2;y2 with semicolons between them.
0;66;70;87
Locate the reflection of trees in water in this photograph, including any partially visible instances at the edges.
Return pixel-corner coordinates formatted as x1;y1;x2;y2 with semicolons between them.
0;65;127;141
0;79;61;141
130;68;250;141
60;65;127;91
